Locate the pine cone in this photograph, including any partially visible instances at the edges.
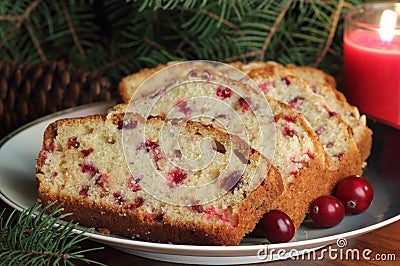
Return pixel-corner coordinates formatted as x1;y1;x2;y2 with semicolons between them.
0;60;114;138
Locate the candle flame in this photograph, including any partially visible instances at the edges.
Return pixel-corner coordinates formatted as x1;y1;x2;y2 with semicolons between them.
379;9;397;42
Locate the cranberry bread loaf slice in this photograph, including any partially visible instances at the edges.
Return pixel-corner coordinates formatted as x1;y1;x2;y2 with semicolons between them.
117;68;277;158
246;71;363;182
230;61;372;162
265;98;332;227
36;114;284;245
285;62;371;161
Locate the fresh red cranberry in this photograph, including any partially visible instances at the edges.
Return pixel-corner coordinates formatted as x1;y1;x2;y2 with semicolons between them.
315;126;325;136
67;137;80;149
220;208;239;227
216;86;232;99
328;111;337;117
262;210;295;243
309;195;345;227
149;87;168;99
38;152;48;166
335;175;373;214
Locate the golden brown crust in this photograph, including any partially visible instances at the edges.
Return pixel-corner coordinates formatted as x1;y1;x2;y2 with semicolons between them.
358;126;373;163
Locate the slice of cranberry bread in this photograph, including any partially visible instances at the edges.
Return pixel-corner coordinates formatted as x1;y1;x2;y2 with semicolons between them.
266;98;332;228
118;67;278;159
36;114;284;245
246;70;363;182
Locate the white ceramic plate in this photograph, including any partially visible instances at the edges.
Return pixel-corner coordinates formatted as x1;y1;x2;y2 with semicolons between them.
1;102;399;265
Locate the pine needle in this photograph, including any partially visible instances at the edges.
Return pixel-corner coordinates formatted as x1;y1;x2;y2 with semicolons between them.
0;202;105;266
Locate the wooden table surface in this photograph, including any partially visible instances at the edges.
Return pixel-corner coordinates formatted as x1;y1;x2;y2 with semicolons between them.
1;198;398;266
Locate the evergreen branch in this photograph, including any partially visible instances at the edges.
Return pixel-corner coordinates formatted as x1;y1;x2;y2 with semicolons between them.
260;0;293;61
0;202;105;266
60;0;86;58
198;8;241;30
314;0;344;67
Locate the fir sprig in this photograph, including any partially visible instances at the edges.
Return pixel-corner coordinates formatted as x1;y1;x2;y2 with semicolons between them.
0;202;105;266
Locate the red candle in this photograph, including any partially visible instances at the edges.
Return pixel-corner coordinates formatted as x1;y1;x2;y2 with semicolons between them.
343;3;400;127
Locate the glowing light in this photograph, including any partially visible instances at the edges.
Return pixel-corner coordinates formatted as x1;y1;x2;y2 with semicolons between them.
379;9;397;42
